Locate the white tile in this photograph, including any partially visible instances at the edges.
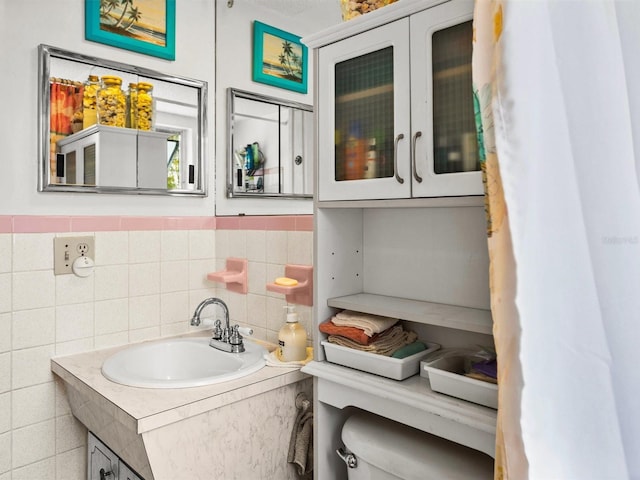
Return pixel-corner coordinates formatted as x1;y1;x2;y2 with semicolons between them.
54;272;94;307
246;230;266;263
227;230;247;258
129;326;160;343
0;432;10;475
94;332;129;350
129;295;160;330
160;291;189;325
0;234;11;274
248;261;266;295
161;230;189;261
246;294;267;330
94;298;128;336
13;233;54;272
12;308;55;350
0;353;9;394
55;338;94;357
0;392;9;434
95;231;128;266
11;345;55;390
94;264;128;301
189;230;215;259
12;382;55;429
129;263;160;297
55;414;86;454
266;296;287;333
0;313;10;353
0;274;10;314
56;302;94;343
12;419;55;469
160;260;189;293
54;377;71;417
188;259;216;290
265;231;288;264
13;271;56;311
55;446;85;480
160;322;188;337
226;292;247;324
13;457;56;480
287;231;313;265
129;231;161;263
214;230;229;260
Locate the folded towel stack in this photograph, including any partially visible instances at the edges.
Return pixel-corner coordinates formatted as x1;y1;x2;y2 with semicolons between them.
321;310;421;357
331;310;399;336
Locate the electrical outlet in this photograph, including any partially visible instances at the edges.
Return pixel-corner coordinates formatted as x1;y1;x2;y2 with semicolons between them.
54;236;95;275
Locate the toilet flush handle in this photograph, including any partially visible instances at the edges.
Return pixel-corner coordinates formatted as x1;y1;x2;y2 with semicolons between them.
336;448;357;468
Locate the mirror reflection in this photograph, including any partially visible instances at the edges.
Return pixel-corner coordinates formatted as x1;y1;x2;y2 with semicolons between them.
39;45;207;195
227;88;313;198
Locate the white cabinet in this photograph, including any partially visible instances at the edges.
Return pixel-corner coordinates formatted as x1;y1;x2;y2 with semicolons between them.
316;0;480;202
88;433;143;480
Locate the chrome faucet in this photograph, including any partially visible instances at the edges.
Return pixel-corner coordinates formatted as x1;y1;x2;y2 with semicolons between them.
190;297;247;353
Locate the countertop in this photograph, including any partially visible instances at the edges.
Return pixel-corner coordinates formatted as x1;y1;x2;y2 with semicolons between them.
51;332;308;434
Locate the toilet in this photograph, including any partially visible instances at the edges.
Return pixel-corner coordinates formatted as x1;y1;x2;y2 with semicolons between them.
339;411;494;480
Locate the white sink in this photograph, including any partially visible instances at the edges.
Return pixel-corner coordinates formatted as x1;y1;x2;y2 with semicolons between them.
102;337;267;388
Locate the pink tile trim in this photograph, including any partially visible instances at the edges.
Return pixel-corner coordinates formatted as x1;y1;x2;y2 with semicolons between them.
71;216;122;232
214;215;313;231
0;216;12;233
295;216;314;231
13;216;71;233
163;216;216;230
2;215;311;233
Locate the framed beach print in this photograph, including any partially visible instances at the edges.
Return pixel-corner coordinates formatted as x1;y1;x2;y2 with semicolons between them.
252;21;308;94
85;0;176;60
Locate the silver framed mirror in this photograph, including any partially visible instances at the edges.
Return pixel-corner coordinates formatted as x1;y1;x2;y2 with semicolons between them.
227;88;313;198
38;44;208;196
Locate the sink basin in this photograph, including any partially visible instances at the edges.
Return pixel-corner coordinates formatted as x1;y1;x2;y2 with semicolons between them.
102;337;267;388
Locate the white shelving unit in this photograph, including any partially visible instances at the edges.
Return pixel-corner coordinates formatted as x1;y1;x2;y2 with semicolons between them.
303;1;495;477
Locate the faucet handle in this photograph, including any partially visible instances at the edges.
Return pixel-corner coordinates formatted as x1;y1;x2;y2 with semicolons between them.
237;326;253;337
229;324;244;345
212;319;223;340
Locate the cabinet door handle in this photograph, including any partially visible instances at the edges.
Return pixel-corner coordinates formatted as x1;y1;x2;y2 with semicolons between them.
412;131;423;183
394;133;405;184
100;468;113;480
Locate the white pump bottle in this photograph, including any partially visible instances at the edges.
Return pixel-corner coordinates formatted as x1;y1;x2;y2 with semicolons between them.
278;305;307;362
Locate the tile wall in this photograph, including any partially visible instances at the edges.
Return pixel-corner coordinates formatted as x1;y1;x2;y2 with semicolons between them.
0;215;313;480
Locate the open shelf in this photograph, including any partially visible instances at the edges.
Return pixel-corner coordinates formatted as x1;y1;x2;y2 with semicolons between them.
327;293;493;335
302;360;496;458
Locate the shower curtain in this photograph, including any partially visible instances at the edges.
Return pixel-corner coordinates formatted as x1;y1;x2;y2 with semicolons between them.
473;1;640;478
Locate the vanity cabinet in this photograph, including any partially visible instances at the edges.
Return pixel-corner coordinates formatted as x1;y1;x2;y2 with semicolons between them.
316;0;481;202
303;1;496;478
89;433;143;480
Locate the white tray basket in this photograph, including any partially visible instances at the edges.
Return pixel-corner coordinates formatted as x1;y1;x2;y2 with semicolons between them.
322;340;440;380
420;355;498;409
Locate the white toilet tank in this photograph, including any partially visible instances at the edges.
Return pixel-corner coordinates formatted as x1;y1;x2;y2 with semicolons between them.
340;411;494;480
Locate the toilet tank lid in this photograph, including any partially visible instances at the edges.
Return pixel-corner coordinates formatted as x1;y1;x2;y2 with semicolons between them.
341;412;494;479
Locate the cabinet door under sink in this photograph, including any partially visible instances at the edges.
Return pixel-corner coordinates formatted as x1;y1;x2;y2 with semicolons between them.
88;433;118;480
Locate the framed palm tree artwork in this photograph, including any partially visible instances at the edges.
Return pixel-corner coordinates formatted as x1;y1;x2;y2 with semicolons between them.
85;0;176;60
252;21;308;94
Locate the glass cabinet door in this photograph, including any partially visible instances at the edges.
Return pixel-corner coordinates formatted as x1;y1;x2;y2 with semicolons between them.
411;0;483;197
317;19;411;201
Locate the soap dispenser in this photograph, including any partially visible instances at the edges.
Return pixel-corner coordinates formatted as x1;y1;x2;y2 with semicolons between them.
278;305;307;362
